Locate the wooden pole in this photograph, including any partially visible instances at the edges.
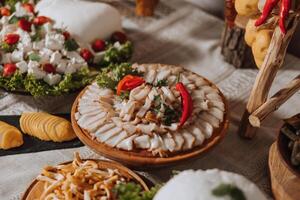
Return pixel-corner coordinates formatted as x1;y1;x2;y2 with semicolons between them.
249;74;300;127
238;14;300;139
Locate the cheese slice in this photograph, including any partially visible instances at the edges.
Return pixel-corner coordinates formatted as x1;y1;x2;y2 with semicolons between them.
36;0;122;44
0;121;23;150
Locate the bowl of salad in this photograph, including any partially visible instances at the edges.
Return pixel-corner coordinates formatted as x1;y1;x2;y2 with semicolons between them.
0;0;133;96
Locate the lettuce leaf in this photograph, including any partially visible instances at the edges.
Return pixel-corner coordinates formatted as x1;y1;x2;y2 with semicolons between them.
0;67;93;97
0;71;24;91
98;41;133;68
113;182;160;200
96;63;142;90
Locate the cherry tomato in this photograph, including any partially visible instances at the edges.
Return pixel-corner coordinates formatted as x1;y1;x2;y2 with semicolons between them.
92;39;106;52
62;31;71;40
22;3;34;13
42;63;56;73
111;31;127;44
3;63;17;77
4;34;20;45
80;48;94;63
0;7;10;16
33;16;51;26
18;18;32;32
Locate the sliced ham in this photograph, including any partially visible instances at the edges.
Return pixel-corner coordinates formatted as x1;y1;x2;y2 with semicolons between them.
96;126;122;142
181;130;195;150
95;123;115;136
188;126;205;146
136;97;152;118
116;134;137;151
209;100;225;111
209;107;224;122
161;86;176;102
199;112;220;128
131;85;151;101
145;69;157;84
206;93;222;101
137;123;156;134
173;133;185;151
155;68;171;81
105;130;128;147
134;135;151;149
163;134;176;152
197;121;213;139
77;112;106;130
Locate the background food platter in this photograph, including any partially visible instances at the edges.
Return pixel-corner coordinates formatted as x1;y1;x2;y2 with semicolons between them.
71;65;230;168
21;159;152;200
0;114;83;157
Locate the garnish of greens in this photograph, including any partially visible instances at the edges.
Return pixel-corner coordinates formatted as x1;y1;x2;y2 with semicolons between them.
0;67;93;96
152;95;181;126
212;183;246;200
96;63;142;90
64;38;79;51
113;182;160;200
155;79;168;87
98;41;133;67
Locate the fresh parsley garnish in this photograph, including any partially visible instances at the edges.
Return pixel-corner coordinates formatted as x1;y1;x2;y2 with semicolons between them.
0;42;16;52
28;53;41;62
113;182;160;200
151;95;180;126
119;91;130;100
31;26;43;42
155;79;168;87
8;15;19;24
163;105;180;126
212;183;246;200
64;38;79;51
96;63;142;91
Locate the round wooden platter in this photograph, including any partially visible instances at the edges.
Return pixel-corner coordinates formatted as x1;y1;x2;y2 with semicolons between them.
269;139;300;200
22;159;149;200
71;65;230;168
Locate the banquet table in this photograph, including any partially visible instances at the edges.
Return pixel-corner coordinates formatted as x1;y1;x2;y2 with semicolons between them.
1;1;300;199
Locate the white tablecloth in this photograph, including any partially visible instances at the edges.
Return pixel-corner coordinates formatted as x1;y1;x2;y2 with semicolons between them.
0;1;299;199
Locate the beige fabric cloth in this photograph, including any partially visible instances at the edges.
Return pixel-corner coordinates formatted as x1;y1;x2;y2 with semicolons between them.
0;1;299;199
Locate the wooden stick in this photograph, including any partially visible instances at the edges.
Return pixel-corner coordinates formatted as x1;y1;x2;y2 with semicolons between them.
238;14;300;139
135;0;159;16
249;74;300;127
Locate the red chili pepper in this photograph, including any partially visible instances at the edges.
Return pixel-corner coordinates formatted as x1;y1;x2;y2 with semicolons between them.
176;82;193;127
42;63;56;73
4;33;20;45
255;0;279;26
0;7;10;16
33;16;51;26
22;3;35;13
279;0;291;35
3;63;17;77
116;75;145;95
124;77;145;89
224;0;237;28
18;18;32;32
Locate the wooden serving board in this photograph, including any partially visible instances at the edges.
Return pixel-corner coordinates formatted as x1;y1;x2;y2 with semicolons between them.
269;143;300;200
71;64;230;168
22;159;150;200
0;114;83;157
